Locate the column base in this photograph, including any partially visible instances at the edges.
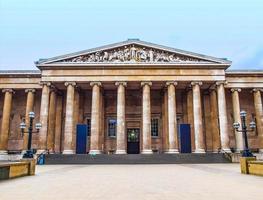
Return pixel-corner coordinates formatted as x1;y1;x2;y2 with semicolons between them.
141;149;153;154
212;151;220;153
221;148;232;153
115;150;127;154
235;148;242;153
0;150;8;155
194;149;206;153
165;149;179;154
36;149;46;154
62;150;75;154
89;150;102;155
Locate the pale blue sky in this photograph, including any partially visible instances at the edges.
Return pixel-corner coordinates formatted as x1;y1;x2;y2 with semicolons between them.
0;0;263;70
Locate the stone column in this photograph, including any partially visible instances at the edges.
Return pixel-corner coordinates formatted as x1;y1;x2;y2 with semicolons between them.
231;88;243;152
141;81;152;154
47;88;57;153
209;89;221;152
191;82;205;153
0;89;14;154
72;89;80;151
166;81;179;153
89;82;102;154
38;82;51;152
63;82;76;154
115;82;127;154
186;89;195;151
216;81;231;152
252;88;263;152
23;89;35;150
54;95;63;153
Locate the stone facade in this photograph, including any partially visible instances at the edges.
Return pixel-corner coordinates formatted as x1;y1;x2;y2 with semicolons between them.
0;39;262;155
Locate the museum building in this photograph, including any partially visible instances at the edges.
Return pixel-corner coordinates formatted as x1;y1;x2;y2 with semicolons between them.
0;39;262;156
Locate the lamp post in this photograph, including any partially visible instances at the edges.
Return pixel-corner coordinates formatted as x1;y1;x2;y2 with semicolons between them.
20;111;42;158
233;110;256;157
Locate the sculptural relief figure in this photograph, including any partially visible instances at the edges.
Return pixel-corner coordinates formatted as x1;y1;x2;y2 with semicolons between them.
148;49;154;62
130;45;137;61
124;47;130;61
103;52;109;61
60;44;204;63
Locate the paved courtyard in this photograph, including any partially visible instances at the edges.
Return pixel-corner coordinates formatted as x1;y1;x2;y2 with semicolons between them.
0;163;262;200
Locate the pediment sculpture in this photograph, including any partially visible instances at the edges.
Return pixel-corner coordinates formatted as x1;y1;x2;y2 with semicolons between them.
58;45;206;63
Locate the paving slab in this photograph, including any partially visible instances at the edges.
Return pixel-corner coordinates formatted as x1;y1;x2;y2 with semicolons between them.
0;164;262;200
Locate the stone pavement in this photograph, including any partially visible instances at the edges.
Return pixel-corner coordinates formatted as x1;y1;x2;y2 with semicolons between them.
0;164;262;200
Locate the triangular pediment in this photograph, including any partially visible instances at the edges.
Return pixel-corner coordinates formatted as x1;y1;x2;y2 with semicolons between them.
36;39;231;66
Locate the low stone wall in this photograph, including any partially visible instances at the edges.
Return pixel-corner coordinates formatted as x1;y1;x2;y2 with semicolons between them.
240;157;263;176
0;159;36;180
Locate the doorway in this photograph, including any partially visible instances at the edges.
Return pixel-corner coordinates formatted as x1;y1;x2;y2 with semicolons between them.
127;128;140;154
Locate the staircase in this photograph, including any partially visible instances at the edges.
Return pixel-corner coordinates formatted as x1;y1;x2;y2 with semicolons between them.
44;153;231;164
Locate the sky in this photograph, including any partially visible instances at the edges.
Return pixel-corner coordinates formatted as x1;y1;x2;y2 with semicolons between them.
0;0;263;70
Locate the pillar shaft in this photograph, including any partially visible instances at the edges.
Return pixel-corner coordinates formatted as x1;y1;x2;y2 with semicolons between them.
23;89;35;150
141;82;152;154
216;82;231;152
187;89;195;151
63;82;76;154
231;88;243;151
191;82;205;153
166;82;179;153
253;89;263;152
47;89;57;152
54;95;63;153
89;82;102;154
72;90;80;151
115;82;127;154
38;83;51;152
0;89;14;153
209;89;221;152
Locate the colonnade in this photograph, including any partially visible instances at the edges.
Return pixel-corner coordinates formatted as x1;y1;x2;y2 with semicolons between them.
0;82;262;154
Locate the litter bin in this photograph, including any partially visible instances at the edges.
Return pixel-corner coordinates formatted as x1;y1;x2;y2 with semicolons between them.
37;154;45;165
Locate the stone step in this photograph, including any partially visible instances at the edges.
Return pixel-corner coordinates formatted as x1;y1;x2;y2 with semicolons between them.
44;153;231;164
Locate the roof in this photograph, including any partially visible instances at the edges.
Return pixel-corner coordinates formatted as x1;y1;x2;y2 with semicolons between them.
226;70;263;77
35;39;232;66
0;70;41;75
0;70;41;78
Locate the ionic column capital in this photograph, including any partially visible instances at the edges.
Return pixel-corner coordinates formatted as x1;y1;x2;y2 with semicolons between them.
39;81;51;87
252;88;263;93
90;81;102;87
65;82;76;87
230;88;241;93
191;81;202;86
166;81;178;86
25;89;36;93
115;81;127;87
2;89;15;94
141;81;152;87
216;81;228;86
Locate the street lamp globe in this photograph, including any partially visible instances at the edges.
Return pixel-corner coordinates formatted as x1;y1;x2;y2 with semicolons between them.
29;111;35;119
233;122;240;130
20;121;26;129
35;123;42;131
249;121;256;129
240;110;247;117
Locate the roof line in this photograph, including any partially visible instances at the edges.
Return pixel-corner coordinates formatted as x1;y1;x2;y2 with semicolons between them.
36;39;232;65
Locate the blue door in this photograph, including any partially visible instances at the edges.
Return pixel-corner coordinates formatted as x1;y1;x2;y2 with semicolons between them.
76;124;87;154
179;124;192;153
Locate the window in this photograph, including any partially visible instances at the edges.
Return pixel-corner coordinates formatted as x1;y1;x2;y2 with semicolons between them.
151;118;159;137
87;118;91;137
108;119;117;137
